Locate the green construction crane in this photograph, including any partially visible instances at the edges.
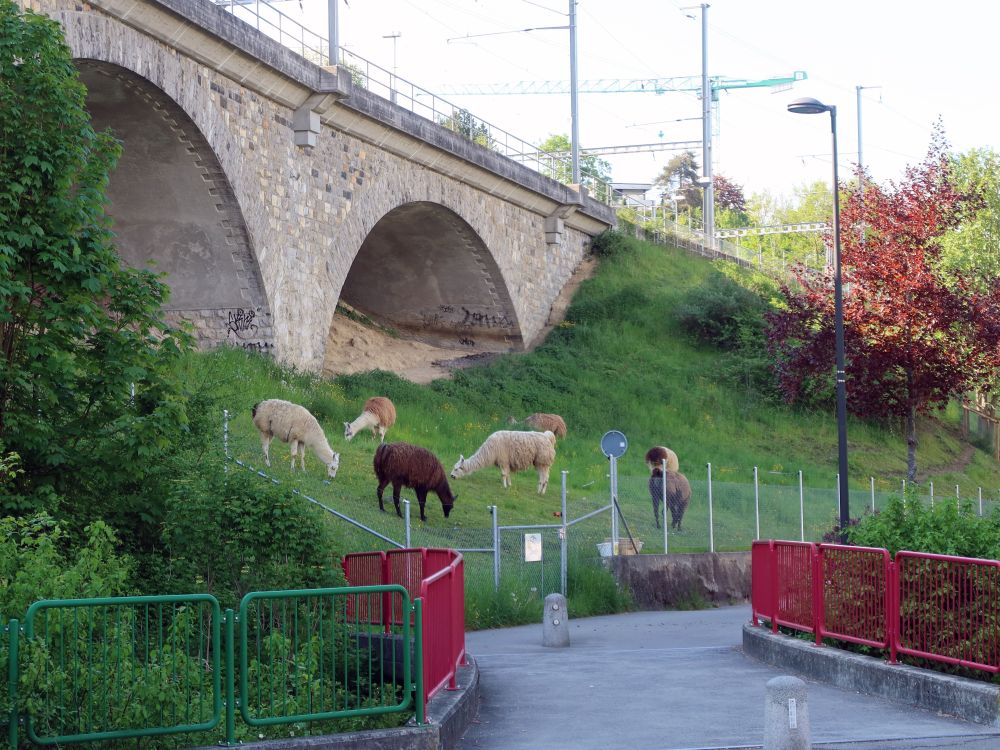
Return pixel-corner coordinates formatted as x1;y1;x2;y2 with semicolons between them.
436;71;807;99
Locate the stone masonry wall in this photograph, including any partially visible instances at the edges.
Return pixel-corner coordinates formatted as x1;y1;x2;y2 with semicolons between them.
36;0;595;372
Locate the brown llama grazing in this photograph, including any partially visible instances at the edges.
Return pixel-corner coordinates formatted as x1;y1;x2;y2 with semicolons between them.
508;413;568;439
373;442;456;522
345;396;397;442
649;467;691;531
645;445;679;473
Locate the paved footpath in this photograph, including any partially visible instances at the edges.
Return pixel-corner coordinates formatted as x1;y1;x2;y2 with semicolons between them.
456;605;1000;750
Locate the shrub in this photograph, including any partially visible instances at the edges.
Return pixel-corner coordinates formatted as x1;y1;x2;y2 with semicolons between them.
590;229;632;258
846;493;1000;559
0;513;132;619
675;272;769;350
161;463;343;609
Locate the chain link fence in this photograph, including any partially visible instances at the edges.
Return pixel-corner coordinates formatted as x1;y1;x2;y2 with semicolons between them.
224;412;1000;603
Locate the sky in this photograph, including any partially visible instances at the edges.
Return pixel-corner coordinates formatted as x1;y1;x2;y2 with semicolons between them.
267;0;1000;202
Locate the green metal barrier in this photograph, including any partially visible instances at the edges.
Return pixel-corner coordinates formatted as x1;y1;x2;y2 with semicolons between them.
238;585;415;727
22;594;222;745
5;618;18;750
8;586;421;748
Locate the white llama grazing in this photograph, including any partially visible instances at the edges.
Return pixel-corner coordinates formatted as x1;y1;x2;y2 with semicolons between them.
450;430;557;494
252;399;340;478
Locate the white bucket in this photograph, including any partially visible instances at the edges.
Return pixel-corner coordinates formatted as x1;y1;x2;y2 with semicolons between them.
596;542;613;557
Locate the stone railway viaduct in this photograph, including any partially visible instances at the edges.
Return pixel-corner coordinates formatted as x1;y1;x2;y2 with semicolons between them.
26;0;615;372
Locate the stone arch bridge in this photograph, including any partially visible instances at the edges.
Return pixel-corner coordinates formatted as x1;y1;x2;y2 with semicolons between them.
25;0;615;372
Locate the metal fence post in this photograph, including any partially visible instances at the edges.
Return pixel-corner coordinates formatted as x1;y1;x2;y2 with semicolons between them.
7;618;18;750
610;455;619;551
871;476;876;513
929;481;934;507
754;466;760;541
223;409;230;473
560;471;568;596
403;499;411;548
491;505;500;591
413;597;426;725
798;470;805;542
224;608;236;746
979;487;983;516
956;484;960;509
707;462;714;553
662;458;668;553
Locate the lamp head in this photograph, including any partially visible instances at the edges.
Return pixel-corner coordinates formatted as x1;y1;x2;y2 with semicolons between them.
787;97;831;115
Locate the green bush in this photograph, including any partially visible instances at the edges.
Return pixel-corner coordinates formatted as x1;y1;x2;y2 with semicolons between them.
847;494;1000;559
589;229;632;258
160;464;344;609
675;272;769;351
0;513;132;619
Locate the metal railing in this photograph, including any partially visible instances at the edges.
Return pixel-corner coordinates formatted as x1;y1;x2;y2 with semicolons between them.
6;586;422;748
617;213;826;281
751;540;1000;674
342;548;465;714
214;0;613;203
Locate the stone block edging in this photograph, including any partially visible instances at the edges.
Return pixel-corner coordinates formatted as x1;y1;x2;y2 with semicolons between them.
742;623;1000;727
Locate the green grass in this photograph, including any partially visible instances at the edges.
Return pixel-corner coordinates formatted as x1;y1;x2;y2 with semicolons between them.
180;234;1000;625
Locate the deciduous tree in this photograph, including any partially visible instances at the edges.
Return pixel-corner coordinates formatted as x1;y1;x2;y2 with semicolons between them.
0;1;192;514
655;151;702;208
768;129;1000;480
713;173;747;213
537;133;612;197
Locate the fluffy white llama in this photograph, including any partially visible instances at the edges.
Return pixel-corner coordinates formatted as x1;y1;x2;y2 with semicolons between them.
450;430;557;494
251;399;340;478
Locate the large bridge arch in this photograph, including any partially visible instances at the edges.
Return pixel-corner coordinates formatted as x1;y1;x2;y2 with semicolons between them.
35;0;616;373
339;201;521;348
76;59;274;352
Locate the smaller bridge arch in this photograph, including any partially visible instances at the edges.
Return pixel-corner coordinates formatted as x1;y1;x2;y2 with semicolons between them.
338;201;522;349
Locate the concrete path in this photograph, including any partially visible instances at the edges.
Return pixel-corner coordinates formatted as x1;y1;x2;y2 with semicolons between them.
455;605;1000;750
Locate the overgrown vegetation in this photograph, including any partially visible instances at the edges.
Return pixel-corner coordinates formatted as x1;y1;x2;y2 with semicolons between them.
847;493;1000;559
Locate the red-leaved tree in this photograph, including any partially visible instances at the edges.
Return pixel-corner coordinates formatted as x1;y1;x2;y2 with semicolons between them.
768;129;1000;480
713;173;747;213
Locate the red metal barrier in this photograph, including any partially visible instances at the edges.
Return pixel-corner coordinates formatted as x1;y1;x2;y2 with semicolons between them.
343;548;467;712
817;544;890;648
774;541;817;633
420;552;465;701
894;551;1000;673
341;551;387;626
751;541;775;627
752;540;1000;676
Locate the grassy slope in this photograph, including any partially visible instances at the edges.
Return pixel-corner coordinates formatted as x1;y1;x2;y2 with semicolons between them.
195;236;1000;538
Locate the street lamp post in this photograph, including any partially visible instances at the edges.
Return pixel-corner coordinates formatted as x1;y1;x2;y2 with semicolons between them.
787;96;850;538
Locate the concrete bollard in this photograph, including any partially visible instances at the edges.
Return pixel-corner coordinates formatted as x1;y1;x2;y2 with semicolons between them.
542;593;570;647
764;675;810;749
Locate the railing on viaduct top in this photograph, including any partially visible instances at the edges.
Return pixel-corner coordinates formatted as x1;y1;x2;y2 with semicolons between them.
212;0;613;204
752;540;1000;674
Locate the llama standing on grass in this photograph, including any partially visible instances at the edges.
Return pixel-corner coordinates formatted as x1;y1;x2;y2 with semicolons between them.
508;413;568;439
373;442;456;521
649;467;691;530
344;396;396;442
251;399;340;478
645;445;679;473
450;430;557;494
